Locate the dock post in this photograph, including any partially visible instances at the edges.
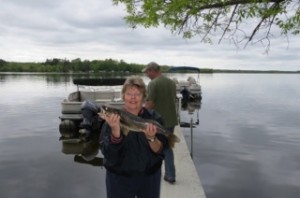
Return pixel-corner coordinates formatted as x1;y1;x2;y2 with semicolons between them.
190;118;193;158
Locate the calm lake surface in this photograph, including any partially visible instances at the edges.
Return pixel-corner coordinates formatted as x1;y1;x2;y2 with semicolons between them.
0;73;300;198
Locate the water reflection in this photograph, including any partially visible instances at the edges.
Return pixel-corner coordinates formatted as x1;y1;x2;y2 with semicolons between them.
2;73;300;198
60;129;104;167
180;98;202;128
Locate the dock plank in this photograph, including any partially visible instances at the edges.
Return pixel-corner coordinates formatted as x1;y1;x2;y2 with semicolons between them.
160;126;206;198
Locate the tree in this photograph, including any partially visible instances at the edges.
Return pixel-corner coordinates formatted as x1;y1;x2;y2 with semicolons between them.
112;0;300;51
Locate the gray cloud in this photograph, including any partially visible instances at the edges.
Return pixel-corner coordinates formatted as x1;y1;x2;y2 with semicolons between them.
0;0;299;71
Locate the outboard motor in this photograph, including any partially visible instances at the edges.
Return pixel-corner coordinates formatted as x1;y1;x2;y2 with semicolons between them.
79;100;103;139
180;87;190;102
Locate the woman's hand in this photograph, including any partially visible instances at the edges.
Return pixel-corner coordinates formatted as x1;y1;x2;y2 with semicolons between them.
144;123;157;139
144;123;162;153
99;113;121;138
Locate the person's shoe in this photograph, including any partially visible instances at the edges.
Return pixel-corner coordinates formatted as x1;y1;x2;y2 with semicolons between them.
164;176;176;184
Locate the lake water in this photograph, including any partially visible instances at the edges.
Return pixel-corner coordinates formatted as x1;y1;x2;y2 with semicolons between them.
0;73;300;198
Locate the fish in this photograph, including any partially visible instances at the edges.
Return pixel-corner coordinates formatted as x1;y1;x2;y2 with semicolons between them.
98;105;180;148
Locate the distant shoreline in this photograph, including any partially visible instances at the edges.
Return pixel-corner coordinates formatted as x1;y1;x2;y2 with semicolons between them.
208;69;300;73
0;58;299;73
0;70;299;74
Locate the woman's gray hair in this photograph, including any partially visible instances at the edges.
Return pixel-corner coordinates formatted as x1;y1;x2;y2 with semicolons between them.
121;76;147;99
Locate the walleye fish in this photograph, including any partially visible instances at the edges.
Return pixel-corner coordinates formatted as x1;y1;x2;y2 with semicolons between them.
99;105;180;148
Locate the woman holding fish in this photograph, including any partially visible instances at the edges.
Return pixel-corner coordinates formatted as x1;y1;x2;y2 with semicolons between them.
99;76;169;198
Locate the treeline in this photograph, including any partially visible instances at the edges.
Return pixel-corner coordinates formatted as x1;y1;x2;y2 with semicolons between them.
0;58;147;73
4;58;295;73
213;69;299;73
0;58;216;73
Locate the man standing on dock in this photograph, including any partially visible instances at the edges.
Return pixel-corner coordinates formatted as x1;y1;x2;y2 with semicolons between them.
143;62;178;184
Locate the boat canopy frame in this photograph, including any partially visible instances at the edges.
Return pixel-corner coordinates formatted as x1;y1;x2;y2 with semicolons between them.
73;78;126;92
73;78;126;86
167;66;200;73
167;66;200;82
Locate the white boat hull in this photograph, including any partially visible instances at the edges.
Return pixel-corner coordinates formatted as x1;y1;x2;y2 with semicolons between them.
61;90;123;114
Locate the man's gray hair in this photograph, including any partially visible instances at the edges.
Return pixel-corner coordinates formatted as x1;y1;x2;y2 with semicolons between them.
142;61;161;72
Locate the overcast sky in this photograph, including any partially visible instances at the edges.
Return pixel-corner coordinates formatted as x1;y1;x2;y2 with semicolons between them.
1;0;299;71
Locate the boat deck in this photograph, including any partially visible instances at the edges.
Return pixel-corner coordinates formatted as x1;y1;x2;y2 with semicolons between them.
160;126;206;198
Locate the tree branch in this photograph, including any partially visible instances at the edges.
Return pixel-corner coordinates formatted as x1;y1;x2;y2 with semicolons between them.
219;4;239;43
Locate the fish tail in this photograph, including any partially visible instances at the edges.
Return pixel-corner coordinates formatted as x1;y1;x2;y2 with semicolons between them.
167;133;180;148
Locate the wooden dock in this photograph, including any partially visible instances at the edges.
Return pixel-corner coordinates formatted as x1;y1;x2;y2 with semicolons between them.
160;126;206;198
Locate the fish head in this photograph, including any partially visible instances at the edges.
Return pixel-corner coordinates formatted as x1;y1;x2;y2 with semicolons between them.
99;105;120;117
